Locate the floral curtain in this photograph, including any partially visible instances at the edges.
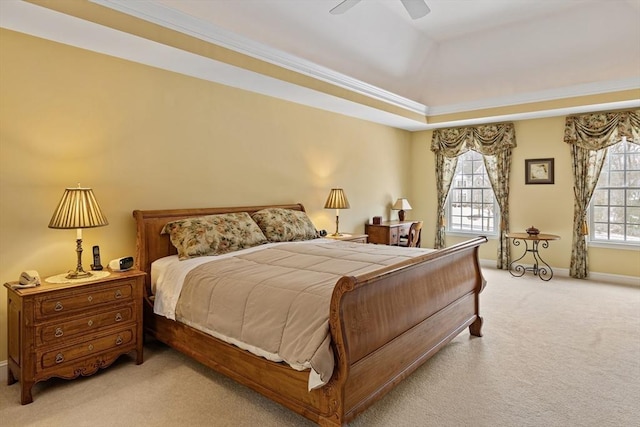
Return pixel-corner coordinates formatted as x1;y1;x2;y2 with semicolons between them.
564;109;640;278
482;149;513;269
434;152;458;248
431;123;516;269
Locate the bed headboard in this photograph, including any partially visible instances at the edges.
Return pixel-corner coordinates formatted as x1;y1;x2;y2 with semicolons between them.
132;203;306;291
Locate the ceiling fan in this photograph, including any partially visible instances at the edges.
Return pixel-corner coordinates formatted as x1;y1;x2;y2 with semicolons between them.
330;0;431;20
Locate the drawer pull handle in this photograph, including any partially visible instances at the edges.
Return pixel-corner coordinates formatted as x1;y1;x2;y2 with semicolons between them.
115;313;123;322
87;295;93;302
54;302;64;311
54;328;64;338
87;319;94;327
55;353;64;364
114;290;123;299
115;336;123;345
88;344;94;351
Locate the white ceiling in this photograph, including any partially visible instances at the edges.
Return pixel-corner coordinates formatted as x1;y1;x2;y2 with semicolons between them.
1;0;639;129
141;0;640;110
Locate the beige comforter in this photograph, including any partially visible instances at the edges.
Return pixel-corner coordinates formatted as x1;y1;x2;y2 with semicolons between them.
174;240;432;388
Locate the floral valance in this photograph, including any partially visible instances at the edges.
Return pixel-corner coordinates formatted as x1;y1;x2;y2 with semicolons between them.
564;109;640;150
431;122;517;157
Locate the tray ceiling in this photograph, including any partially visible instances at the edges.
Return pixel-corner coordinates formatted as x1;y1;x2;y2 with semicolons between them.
2;0;639;130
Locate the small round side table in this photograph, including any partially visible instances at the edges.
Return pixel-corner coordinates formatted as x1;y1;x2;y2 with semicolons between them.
506;233;560;281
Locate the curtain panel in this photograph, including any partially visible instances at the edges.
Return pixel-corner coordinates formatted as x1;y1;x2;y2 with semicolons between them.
431;123;516;269
564;109;640;279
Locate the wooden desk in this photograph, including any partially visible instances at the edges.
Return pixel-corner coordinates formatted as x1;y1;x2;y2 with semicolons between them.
365;220;420;246
506;233;560;281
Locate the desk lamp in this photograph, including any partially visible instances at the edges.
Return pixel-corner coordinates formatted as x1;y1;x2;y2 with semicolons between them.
392;198;412;221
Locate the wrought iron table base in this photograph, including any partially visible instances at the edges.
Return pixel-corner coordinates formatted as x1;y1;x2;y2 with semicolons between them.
509;238;554;281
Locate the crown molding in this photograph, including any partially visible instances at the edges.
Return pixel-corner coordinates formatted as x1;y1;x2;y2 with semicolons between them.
89;1;640;119
1;0;428;130
428;77;640;116
90;0;429;116
422;99;640;130
3;1;638;132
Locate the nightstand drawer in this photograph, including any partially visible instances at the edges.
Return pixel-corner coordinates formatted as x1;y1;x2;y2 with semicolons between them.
389;229;399;245
347;236;368;243
35;281;134;319
325;233;368;243
37;304;135;346
39;327;135;370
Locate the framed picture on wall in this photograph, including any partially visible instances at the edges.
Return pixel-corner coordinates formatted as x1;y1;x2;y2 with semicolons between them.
525;158;554;184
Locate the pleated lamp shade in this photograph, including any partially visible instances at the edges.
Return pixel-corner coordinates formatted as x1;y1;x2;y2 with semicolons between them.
324;188;350;210
49;186;108;230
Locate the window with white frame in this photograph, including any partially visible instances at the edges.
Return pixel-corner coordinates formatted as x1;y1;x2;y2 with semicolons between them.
589;137;640;245
447;150;499;235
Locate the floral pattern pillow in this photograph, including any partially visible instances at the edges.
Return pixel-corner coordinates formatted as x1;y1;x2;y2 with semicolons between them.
251;208;318;242
161;212;268;260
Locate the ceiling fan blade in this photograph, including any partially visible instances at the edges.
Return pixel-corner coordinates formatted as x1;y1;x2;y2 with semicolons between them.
330;0;362;15
400;0;431;19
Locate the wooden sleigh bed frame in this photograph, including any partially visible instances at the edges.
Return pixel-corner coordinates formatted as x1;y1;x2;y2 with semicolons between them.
133;203;487;426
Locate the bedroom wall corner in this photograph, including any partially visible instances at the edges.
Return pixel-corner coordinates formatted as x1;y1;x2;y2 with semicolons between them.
409;130;436;245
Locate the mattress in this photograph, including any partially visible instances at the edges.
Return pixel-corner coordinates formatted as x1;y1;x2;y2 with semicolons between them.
150;239;434;389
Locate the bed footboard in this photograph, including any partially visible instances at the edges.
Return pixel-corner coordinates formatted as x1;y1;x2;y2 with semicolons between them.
324;236;488;425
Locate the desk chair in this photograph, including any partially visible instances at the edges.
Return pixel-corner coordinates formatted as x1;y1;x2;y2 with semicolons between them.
399;221;423;247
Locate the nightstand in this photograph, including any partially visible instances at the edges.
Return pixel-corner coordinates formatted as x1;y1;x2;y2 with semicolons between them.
4;269;145;404
325;233;368;243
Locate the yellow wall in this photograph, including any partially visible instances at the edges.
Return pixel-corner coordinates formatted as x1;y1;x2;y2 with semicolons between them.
0;30;411;361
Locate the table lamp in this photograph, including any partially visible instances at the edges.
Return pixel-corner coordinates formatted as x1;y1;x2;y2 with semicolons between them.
324;188;350;236
392;198;412;221
48;184;109;279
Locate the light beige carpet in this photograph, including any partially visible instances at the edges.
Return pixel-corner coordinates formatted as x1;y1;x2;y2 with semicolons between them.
1;268;639;426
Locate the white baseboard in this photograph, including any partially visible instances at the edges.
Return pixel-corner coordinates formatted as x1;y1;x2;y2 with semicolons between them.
480;259;639;287
0;360;7;383
586;271;640;287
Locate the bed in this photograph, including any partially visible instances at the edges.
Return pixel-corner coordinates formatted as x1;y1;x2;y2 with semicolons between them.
133;203;487;426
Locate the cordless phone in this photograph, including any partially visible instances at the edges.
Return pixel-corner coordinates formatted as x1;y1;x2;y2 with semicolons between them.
91;245;104;271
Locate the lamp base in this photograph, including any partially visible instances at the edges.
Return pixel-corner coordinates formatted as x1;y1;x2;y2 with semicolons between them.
67;237;92;279
66;269;92;280
329;232;344;237
332;214;343;237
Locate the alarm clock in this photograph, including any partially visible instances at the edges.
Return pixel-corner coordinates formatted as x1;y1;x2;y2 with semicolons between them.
108;256;134;272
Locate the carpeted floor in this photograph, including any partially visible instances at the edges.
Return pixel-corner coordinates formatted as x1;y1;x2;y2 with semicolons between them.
1;268;639;426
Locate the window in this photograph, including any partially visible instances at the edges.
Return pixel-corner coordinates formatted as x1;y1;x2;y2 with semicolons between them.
447;150;499;235
590;138;640;245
